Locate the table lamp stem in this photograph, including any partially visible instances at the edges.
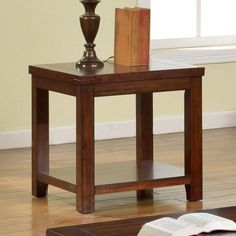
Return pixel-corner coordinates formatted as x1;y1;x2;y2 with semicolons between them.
77;0;104;70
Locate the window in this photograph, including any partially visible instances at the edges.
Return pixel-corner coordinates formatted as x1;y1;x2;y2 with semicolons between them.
139;0;236;49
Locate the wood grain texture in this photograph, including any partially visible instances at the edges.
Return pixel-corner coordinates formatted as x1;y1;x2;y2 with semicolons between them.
46;206;236;236
114;8;150;66
29;61;205;85
76;85;95;213
114;8;132;66
136;93;154;199
139;8;150;65
32;78;49;197
185;78;203;200
36;161;188;194
29;61;205;214
114;8;140;66
0;128;236;236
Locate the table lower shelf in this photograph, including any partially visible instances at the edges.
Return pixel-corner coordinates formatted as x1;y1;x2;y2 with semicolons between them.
38;160;190;195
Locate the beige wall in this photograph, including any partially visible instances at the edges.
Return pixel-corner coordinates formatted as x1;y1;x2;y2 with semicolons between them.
0;0;136;131
1;1;236;133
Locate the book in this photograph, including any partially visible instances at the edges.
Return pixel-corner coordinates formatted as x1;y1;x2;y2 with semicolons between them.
114;7;150;66
138;213;236;236
139;8;150;66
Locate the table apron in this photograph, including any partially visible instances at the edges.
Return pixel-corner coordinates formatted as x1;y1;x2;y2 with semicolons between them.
35;77;76;96
34;76;196;97
95;77;192;96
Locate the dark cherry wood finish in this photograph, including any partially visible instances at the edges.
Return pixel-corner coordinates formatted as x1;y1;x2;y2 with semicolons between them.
136;93;154;199
47;206;236;236
29;60;205;213
77;0;104;69
32;78;49;197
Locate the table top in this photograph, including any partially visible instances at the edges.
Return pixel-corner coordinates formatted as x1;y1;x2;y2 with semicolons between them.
29;59;205;85
47;206;236;236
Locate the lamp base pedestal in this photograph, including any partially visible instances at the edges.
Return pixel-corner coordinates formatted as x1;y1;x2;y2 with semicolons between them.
76;59;104;70
77;0;104;70
76;43;104;70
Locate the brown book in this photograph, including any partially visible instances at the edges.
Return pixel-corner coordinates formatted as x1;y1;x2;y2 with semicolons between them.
114;7;150;66
139;8;150;65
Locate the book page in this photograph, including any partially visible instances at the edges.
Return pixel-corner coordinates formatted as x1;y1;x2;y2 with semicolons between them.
178;213;236;233
146;217;188;232
178;213;224;227
139;217;199;236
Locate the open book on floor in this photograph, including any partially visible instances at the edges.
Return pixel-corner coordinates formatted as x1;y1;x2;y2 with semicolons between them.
138;212;236;236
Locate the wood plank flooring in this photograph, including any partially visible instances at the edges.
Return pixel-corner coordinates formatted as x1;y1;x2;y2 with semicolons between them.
0;127;236;236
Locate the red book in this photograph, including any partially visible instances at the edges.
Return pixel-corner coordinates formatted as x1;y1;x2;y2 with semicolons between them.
139;8;150;65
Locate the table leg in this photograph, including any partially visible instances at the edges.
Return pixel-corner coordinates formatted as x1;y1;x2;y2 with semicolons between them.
184;78;203;201
136;93;153;199
32;78;49;197
76;85;95;213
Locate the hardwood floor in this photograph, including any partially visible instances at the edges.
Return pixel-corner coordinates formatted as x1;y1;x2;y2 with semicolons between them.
0;127;236;236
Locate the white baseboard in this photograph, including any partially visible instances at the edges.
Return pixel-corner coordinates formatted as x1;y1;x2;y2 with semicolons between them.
1;110;236;150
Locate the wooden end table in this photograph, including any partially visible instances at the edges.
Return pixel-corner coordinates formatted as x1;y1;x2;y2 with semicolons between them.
29;59;205;214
